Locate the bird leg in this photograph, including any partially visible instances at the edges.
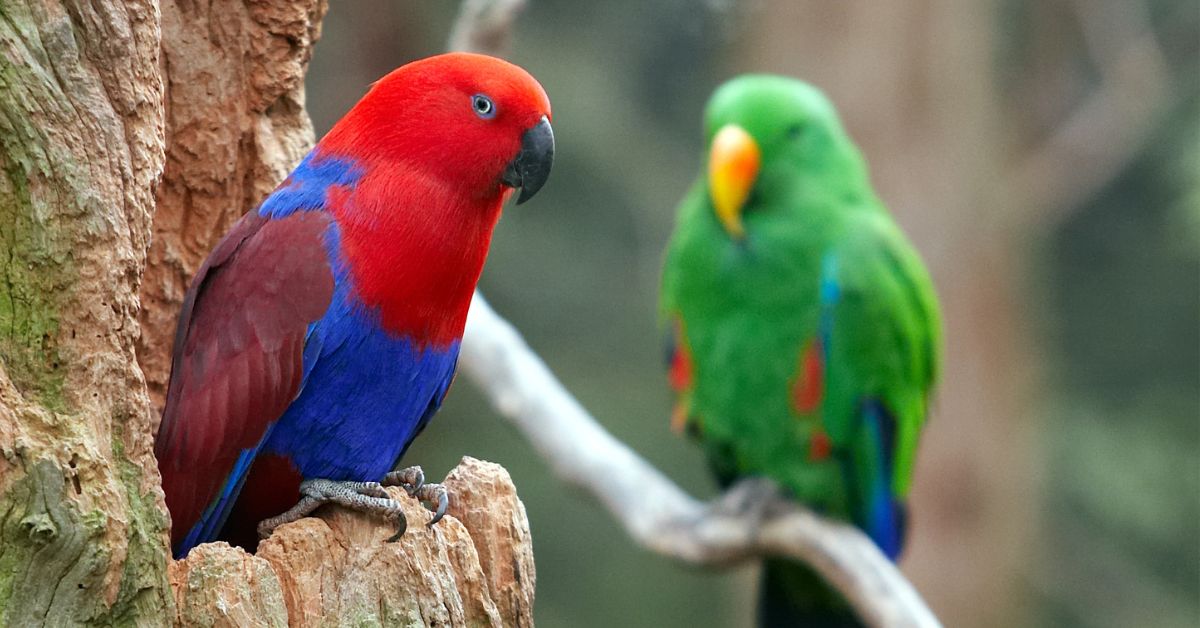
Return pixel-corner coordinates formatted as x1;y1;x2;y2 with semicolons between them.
383;465;450;527
257;478;409;542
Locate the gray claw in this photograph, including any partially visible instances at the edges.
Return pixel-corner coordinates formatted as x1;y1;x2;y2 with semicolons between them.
386;510;409;542
412;482;449;526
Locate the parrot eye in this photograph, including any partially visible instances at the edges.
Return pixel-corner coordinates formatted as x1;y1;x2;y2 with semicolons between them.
471;94;496;119
786;124;804;140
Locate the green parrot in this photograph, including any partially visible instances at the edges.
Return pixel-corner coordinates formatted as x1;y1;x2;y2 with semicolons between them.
660;75;942;627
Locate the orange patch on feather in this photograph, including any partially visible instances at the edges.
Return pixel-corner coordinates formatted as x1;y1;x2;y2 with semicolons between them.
668;322;693;392
809;429;832;461
670;402;689;435
792;340;824;414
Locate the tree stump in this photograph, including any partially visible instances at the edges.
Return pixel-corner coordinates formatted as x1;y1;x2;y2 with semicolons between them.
170;457;536;628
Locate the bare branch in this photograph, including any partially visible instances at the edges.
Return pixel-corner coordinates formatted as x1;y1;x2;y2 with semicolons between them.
1002;0;1173;230
460;294;941;628
447;0;528;55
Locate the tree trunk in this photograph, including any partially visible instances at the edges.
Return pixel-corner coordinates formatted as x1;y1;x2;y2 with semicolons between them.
0;2;535;625
137;0;328;405
0;0;170;624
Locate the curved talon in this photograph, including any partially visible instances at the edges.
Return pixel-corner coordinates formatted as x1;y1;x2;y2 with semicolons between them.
429;491;448;526
385;510;409;542
413;483;450;526
258;493;321;539
709;476;784;525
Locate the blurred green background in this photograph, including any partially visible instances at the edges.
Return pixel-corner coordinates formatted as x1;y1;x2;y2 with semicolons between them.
305;2;1199;626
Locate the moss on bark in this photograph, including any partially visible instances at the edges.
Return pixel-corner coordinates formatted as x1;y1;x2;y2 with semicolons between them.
0;44;72;413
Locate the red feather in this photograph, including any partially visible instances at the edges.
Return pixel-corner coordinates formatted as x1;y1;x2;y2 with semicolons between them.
809;428;833;461
219;453;304;553
668;320;694;392
792;340;824;415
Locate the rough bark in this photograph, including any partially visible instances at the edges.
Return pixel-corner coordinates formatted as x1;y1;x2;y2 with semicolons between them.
169;457;536;628
137;0;328;406
0;0;170;624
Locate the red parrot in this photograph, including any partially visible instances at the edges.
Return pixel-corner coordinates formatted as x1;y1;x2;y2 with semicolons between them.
154;53;554;557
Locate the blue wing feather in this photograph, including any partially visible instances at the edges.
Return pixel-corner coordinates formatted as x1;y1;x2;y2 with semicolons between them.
862;400;905;560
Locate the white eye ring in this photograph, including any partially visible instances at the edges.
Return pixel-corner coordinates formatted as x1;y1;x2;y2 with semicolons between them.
472;94;496;119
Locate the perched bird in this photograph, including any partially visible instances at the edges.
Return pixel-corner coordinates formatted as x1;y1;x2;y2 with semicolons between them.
660;76;941;626
155;53;554;558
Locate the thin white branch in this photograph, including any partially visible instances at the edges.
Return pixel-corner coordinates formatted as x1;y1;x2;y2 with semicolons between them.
461;294;941;628
449;1;940;626
1002;0;1173;230
448;0;528;55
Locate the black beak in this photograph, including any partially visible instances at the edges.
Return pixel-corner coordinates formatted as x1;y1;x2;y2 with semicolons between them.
501;116;554;204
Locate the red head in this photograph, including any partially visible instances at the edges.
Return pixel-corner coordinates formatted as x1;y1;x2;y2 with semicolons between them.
321;52;553;203
315;53;555;345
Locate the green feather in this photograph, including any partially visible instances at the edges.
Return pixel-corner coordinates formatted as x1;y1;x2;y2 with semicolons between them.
660;75;942;623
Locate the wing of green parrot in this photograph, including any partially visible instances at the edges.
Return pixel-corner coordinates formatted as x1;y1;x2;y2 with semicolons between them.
815;211;940;558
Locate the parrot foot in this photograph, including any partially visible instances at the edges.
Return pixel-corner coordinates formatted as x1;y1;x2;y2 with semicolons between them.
709;477;785;524
383;466;450;527
257;478;408;542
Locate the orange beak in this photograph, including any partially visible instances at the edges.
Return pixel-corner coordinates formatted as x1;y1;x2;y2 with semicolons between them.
707;124;761;240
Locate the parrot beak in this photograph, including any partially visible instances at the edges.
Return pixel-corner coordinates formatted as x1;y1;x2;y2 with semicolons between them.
502;116;555;204
708;124;761;240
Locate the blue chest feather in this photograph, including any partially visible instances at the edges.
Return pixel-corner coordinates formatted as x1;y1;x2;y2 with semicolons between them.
260;150;459;479
259;152;364;218
261;225;459;479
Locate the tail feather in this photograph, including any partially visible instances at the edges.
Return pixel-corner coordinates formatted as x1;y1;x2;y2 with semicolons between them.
759;559;864;628
860;400;909;560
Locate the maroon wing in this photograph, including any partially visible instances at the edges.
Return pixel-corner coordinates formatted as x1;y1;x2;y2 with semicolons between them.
155;210;334;550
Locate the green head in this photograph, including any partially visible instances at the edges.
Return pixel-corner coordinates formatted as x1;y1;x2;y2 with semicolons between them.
703;75;871;240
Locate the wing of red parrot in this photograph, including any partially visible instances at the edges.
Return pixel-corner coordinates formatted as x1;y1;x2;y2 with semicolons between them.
155;209;334;554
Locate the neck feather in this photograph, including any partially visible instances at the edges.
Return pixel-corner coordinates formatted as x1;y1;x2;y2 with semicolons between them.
327;159;503;347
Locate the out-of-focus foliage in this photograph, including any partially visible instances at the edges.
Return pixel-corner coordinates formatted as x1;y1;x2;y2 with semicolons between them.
1001;2;1199;626
305;2;1199;627
1036;98;1199;628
